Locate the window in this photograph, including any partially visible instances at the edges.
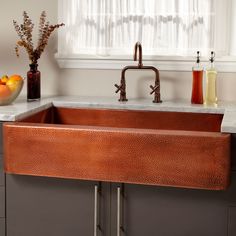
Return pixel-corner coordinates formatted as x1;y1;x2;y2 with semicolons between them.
57;0;235;70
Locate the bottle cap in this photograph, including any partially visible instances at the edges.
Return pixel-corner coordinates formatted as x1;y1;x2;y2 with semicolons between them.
196;51;200;63
210;51;215;63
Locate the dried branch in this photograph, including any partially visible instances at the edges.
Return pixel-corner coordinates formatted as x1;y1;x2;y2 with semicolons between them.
38;11;46;47
22;11;34;52
13;11;64;64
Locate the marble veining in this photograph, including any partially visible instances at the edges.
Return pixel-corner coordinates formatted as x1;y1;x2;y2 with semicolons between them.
0;96;236;133
0;97;53;121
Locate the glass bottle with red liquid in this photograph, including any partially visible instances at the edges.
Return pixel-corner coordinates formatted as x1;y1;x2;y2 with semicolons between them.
191;51;203;104
27;63;41;101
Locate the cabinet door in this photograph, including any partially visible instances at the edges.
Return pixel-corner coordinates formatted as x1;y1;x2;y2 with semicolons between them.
0;156;4;186
6;175;110;236
0;123;5;236
0;186;4;218
0;123;3;155
0;218;5;236
111;183;228;236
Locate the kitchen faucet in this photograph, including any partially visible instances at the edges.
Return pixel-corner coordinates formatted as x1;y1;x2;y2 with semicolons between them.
115;42;162;103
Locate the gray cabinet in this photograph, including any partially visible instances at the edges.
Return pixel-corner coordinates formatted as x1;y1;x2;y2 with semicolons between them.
0;124;2;154
0;124;4;187
0;156;4;186
111;183;229;236
6;174;236;236
0;218;5;236
0;157;4;221
6;175;110;236
0;123;4;236
229;207;236;236
0;187;4;218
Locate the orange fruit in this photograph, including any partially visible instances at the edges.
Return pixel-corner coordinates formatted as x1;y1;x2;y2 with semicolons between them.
6;80;21;92
9;75;23;82
0;85;11;98
1;75;9;83
6;75;23;92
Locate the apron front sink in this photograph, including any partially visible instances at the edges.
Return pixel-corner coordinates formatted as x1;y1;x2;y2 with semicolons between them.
4;107;231;190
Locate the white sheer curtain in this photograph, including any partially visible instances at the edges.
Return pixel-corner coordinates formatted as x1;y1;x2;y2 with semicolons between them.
58;0;229;57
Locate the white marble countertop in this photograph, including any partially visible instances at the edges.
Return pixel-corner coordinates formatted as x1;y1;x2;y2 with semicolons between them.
0;96;236;133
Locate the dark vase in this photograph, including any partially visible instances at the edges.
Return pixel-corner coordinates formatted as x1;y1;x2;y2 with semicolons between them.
27;63;41;101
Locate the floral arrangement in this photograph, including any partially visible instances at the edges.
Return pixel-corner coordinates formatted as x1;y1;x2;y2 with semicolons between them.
13;11;64;64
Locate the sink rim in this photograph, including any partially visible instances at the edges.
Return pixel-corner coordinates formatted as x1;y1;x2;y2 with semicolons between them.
19;106;224;133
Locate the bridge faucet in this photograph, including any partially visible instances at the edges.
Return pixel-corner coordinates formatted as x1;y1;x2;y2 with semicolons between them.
115;42;162;103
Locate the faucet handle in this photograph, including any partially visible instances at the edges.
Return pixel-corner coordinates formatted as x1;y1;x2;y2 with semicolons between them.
150;84;160;95
115;83;128;102
115;84;122;93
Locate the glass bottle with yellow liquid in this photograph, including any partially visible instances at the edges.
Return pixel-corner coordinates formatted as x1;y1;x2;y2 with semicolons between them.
205;52;217;105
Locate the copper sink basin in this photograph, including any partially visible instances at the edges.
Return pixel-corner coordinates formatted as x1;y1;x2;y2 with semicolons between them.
3;107;231;190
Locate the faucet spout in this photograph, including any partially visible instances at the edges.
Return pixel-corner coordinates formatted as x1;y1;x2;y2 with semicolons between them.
115;42;162;103
134;42;143;67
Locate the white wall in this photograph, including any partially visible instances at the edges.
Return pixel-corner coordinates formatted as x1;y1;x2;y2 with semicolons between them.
0;0;59;96
1;0;236;102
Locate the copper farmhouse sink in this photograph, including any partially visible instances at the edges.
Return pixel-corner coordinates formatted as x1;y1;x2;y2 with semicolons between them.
3;107;231;190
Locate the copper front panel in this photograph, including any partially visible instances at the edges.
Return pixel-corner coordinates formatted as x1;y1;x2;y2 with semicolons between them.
4;121;230;190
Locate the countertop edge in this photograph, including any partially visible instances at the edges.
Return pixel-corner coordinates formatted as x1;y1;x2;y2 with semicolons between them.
0;96;236;133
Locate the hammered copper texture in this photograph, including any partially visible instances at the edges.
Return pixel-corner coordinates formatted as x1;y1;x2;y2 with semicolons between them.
20;108;53;124
4;115;231;190
53;107;223;132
